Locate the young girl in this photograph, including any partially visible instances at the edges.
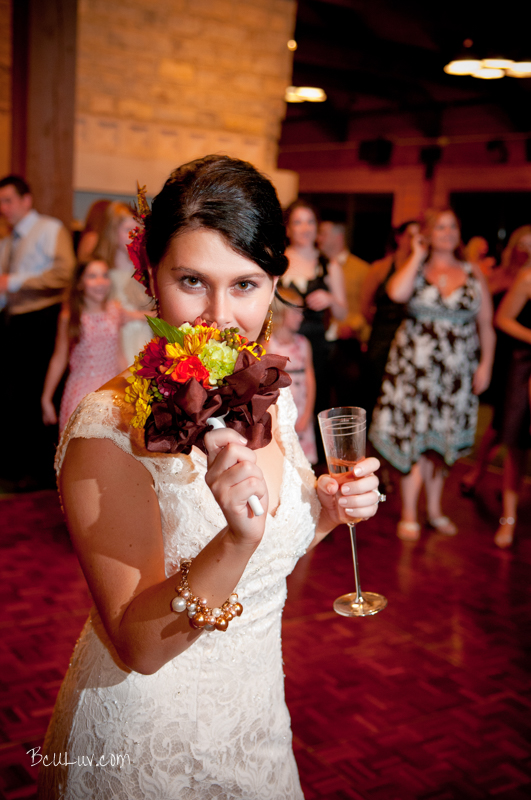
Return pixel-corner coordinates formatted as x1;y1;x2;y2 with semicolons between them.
269;291;318;463
95;201;155;364
39;156;382;800
41;259;146;432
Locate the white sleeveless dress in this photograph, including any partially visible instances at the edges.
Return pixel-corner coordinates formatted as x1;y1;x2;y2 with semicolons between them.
39;386;319;800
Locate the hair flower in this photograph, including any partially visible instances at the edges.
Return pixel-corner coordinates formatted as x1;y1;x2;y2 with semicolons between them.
126;316;291;454
127;183;153;296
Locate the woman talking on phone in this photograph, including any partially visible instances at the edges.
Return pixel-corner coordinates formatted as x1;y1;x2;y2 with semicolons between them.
369;208;495;541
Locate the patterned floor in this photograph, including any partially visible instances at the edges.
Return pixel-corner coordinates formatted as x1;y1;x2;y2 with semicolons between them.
1;461;530;799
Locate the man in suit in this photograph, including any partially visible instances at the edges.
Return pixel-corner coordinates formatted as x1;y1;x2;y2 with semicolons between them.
0;175;75;488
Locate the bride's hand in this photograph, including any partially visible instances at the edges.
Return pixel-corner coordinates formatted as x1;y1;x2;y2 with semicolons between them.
316;457;380;529
204;428;268;547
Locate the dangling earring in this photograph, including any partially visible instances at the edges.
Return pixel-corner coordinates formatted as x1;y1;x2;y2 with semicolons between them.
263;306;273;342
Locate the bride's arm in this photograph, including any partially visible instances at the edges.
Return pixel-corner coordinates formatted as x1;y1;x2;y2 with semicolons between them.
60;429;267;675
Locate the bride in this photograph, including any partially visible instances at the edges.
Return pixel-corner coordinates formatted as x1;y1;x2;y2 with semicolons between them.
39;155;381;799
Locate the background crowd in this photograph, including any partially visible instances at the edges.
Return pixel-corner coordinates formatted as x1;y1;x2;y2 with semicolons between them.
0;172;529;549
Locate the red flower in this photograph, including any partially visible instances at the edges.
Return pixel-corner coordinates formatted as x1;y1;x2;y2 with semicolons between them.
137;337;173;379
171;356;210;388
144;350;291;455
127;228;152;296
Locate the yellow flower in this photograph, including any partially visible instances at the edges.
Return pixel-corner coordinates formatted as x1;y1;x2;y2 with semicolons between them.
165;325;220;361
240;341;265;359
125;372;152;428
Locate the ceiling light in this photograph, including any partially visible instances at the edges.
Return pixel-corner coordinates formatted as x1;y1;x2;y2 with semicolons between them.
482;58;514;69
506;61;531;77
287;40;297;51
297;87;327;101
444;59;482;75
285;86;327;103
444;55;531;79
472;67;505;79
285;87;304;102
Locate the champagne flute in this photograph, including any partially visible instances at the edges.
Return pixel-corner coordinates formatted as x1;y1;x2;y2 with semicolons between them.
318;407;388;617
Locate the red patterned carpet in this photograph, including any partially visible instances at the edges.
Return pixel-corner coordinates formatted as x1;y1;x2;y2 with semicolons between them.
1;461;530;799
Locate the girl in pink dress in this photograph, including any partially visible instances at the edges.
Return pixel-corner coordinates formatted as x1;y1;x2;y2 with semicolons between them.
269;295;318;463
42;259;145;432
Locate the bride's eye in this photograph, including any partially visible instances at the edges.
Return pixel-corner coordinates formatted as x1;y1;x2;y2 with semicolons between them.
235;280;256;291
181;276;202;288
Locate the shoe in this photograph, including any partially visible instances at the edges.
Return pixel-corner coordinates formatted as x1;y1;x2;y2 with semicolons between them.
397;521;420;541
494;517;515;549
427;516;458;536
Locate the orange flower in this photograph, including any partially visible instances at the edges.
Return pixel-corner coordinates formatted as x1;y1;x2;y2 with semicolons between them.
170;356;210;387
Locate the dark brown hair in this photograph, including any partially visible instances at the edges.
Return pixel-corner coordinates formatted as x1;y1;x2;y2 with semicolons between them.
0;175;31;196
284;198;319;228
144;155;288;278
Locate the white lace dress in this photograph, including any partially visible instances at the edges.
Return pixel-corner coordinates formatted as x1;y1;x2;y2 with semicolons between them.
39;387;319;800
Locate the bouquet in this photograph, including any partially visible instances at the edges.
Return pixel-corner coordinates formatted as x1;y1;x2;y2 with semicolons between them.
126;316;291;454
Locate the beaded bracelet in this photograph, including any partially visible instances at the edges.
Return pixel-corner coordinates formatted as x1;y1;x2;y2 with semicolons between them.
170;560;243;632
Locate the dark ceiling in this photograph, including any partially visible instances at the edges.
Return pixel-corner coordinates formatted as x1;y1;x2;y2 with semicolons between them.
281;0;531;145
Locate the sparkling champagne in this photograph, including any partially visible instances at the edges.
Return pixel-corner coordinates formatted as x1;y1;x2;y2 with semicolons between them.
327;457;363;523
318;407;387;617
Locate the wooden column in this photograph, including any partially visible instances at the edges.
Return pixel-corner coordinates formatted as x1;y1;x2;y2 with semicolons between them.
11;0;77;227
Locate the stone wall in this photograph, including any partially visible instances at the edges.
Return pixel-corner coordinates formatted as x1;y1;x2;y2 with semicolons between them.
75;0;298;200
0;0;11;175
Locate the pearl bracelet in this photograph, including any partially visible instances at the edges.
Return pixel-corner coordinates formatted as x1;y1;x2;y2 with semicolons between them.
171;560;243;632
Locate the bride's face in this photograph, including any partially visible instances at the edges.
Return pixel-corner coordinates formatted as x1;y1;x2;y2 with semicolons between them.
152;227;277;341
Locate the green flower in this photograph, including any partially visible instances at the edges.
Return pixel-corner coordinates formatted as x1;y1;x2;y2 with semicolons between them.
199;340;239;384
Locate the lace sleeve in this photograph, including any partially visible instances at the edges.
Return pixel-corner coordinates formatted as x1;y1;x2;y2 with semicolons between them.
276;388;321;540
55;388;154;479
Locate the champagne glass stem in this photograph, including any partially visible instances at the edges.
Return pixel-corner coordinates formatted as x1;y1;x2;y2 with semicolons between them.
348;523;362;604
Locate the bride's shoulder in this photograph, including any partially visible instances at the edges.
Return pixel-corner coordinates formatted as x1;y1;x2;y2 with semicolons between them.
81;371;139;431
57;371;146;465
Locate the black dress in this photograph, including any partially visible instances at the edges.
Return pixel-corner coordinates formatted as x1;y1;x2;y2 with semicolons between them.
282;255;332;415
364;260;405;423
496;300;531;450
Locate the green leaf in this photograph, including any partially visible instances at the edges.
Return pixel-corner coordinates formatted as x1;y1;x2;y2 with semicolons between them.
146;316;185;345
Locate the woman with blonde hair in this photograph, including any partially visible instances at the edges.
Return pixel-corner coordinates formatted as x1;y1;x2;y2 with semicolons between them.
94;201;154;363
369;208;495;540
489;225;531;295
460;225;531;496
493;264;531;546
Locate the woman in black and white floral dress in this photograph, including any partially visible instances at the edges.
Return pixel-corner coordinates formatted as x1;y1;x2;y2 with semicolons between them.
369;209;495;541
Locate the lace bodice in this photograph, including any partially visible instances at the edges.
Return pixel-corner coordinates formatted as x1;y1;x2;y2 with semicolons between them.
41;387;319;799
